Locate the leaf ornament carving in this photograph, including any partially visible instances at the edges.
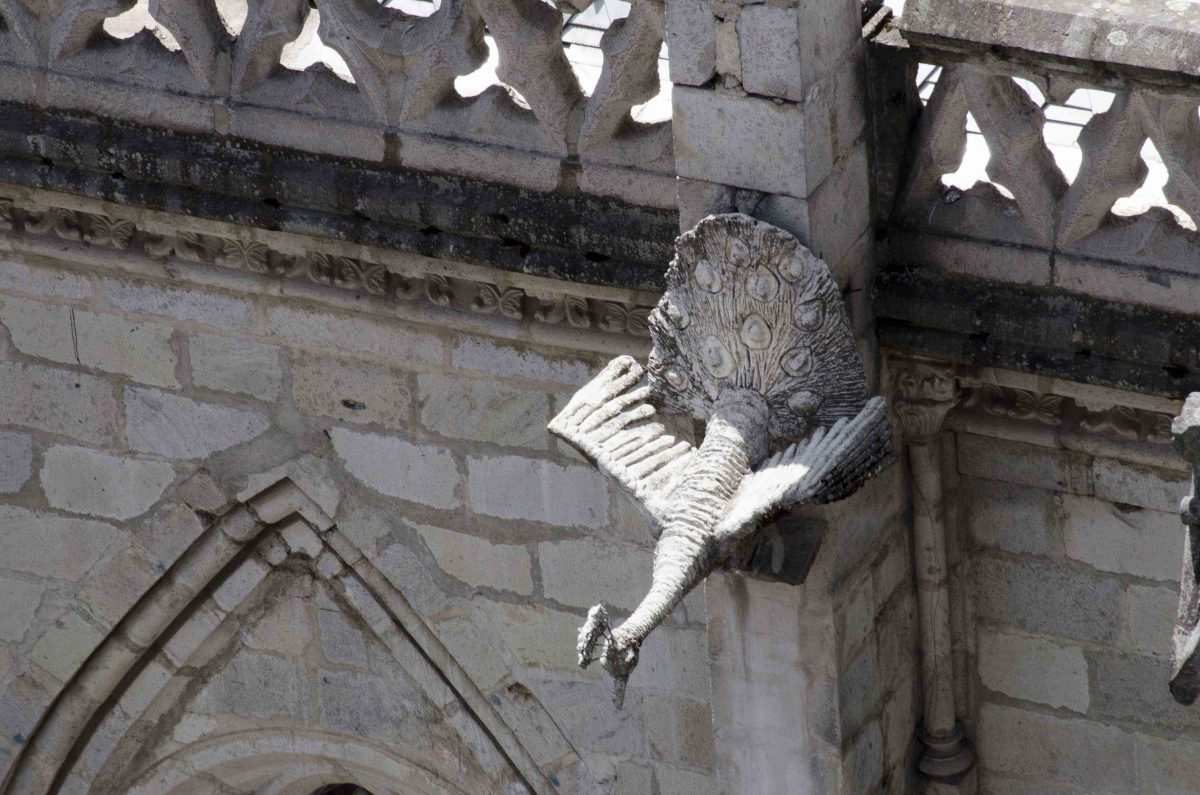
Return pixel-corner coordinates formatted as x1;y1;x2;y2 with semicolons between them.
1011;390;1063;425
26;208;80;240
473;0;583;146
425;273;452;305
0;0;42;56
599;302;651;336
232;0;309;94
578;0;665;151
219;239;272;272
1057;91;1149;245
84;214;136;249
472;283;524;319
533;293;592;328
149;0;230;93
48;0;135;62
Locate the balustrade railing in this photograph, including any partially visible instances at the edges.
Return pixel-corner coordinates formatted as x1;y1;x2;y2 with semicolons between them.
879;0;1200;316
0;0;674;206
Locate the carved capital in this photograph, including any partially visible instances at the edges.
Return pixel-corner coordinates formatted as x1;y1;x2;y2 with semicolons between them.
891;360;960;443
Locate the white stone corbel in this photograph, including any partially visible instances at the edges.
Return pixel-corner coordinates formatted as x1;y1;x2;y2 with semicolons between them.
891;358;977;792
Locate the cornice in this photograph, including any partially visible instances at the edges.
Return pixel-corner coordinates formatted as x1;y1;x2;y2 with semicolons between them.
0;188;660;344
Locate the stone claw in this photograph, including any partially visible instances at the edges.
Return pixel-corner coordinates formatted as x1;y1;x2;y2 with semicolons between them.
577;604;611;669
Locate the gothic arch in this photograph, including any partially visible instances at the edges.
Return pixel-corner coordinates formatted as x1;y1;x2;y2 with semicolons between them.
1;471;557;795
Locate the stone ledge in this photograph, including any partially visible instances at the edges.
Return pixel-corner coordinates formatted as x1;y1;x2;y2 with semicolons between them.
902;0;1200;88
0;101;677;293
876;267;1200;398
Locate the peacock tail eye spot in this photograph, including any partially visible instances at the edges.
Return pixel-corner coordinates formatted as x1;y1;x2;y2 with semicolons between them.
788;390;822;416
779;252;807;282
694;259;722;293
665;300;690;329
740;314;773;349
746;266;778;300
727;237;750;267
702;335;735;377
794;299;825;331
781;346;814;377
664;366;689;391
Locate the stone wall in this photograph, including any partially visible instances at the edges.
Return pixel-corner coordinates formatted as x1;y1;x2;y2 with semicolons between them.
947;411;1193;792
0;238;718;793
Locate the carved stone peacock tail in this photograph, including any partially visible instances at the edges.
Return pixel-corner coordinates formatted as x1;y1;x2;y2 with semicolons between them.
549;214;896;706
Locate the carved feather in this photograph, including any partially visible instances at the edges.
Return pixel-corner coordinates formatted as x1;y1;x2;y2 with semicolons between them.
548;355;696;527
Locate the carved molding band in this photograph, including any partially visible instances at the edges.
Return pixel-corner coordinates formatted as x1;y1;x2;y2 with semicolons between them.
0;193;657;341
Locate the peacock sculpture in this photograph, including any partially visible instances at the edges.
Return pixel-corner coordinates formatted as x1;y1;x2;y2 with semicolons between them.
549;213;897;706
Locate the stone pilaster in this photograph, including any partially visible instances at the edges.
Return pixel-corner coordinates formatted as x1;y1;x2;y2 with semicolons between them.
892;359;977;793
1170;393;1200;704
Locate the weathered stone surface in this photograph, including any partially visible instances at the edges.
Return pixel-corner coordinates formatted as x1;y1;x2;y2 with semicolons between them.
978;630;1089;712
665;0;716;87
268;305;444;365
838;644;880;737
451;337;591;386
642;694;716;768
29;611;104;682
417;524;533;595
1092;457;1189;514
125;386;270;459
0;575;44;641
737;6;803;101
292;354;412;428
330;427;460;509
958;433;1086;494
975;555;1121;643
103;279;252;327
1061;494;1181;581
193;651;310;721
417;374;549;450
657;766;719;795
0;504;122;580
674;86;818;196
1124;583;1177;658
539;538;650;611
40;445;176;520
484;601;593;673
135;502;207;569
0;431;32;493
0;258;91;299
977;703;1136;790
1090;649;1200;729
188;333;282;401
467;454;609;528
76;547;161;626
317;606;367;667
0;361;118;444
0;294;76;363
74;310;179;387
964;478;1057;556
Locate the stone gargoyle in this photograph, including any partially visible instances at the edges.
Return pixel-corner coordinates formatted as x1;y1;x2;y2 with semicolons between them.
549;213;897;705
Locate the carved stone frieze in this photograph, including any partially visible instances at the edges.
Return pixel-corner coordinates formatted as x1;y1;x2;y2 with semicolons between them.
549;214;896;705
0;193;657;340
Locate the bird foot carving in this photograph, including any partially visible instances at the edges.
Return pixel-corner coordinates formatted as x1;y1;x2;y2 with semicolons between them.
577;604;640;707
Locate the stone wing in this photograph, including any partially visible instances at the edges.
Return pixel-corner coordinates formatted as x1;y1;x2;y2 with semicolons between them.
712;397;895;546
548;356;696;528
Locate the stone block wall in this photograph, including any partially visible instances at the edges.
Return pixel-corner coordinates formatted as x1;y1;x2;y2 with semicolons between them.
950;426;1194;792
0;244;717;793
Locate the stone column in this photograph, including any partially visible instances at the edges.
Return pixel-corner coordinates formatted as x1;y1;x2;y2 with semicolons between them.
1170;393;1200;704
892;359;976;793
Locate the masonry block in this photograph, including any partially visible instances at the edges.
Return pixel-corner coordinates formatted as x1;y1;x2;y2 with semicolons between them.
0;258;91;300
974;555;1120;643
977;630;1089;712
331;427;460;509
1092;457;1190;514
0;361;118;444
103;279;252;328
418;373;549;450
125;386;270;459
0;575;44;642
538;537;651;611
0;295;76;364
964;478;1057;556
674;86;825;197
467;455;608;528
40;445;176;521
1061;494;1181;582
451;336;592;386
0;430;32;494
293;353;412;429
418;524;533;595
666;0;717;87
189;334;282;401
74;310;179;388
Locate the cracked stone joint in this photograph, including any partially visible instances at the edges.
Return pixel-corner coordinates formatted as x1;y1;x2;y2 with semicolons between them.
549;213;897;705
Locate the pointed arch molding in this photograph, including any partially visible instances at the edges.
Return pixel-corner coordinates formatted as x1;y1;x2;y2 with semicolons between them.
0;475;557;795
